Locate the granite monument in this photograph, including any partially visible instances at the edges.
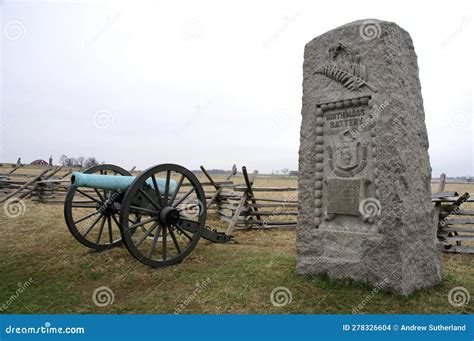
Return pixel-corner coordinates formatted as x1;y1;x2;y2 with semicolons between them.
297;19;442;296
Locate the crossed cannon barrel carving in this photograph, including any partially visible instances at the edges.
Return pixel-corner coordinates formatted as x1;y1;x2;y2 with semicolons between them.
64;163;230;268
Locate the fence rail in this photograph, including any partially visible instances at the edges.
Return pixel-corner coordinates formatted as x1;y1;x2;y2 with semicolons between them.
433;173;474;254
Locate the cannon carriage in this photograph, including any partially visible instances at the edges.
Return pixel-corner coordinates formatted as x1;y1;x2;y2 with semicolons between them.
64;163;230;268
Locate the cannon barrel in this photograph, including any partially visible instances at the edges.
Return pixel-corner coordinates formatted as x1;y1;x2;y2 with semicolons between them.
70;172;176;193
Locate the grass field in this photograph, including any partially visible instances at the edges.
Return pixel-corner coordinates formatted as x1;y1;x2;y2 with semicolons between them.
0;165;472;314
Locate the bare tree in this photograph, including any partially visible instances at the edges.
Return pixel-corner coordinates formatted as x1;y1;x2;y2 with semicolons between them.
69;158;79;167
84;157;99;168
59;154;73;167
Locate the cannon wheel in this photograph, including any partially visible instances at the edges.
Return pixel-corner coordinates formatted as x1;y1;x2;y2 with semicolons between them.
64;164;132;251
119;164;206;267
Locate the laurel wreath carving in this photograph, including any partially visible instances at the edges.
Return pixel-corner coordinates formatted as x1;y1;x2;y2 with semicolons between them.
313;62;378;92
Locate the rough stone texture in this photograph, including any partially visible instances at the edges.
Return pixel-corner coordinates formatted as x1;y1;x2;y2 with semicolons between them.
296;19;442;296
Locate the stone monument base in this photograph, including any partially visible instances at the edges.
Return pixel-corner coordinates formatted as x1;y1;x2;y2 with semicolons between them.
296;229;442;296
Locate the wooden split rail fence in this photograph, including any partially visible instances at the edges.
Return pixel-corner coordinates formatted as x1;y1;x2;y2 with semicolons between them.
201;166;298;235
0;166;67;203
432;173;474;254
1;166;472;254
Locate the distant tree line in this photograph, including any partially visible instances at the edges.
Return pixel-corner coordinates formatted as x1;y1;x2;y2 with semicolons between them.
58;155;100;168
192;168;298;176
442;176;474;183
272;168;290;175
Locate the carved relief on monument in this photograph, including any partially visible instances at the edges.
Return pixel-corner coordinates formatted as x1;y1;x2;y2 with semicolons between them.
313;95;380;230
311;42;382;230
313;43;378;93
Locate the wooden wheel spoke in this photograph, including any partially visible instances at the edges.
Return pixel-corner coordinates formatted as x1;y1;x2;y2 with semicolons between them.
168;174;185;207
164;170;171;206
111;214;121;229
128;215;142;233
74;210;100;225
71;203;97;208
82;213;103;238
76;189;101;204
138;188;161;210
162;224;167;260
146;224;162;258
107;216;113;243
94;189;105;202
173;188;194;208
96;216;107;244
174;225;193;241
169;228;181;254
130;206;159;216
150;175;163;207
135;222;159;247
127;217;157;232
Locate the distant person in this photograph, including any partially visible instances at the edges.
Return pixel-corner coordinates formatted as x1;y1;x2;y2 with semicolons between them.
16;157;21;166
49;155;53;166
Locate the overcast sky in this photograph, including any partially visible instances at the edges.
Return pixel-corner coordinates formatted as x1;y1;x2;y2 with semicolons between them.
1;0;472;175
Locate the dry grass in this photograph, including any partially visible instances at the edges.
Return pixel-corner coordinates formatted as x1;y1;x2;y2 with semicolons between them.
0;165;473;314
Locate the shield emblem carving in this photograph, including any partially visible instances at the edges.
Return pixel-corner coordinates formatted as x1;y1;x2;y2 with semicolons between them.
335;141;359;170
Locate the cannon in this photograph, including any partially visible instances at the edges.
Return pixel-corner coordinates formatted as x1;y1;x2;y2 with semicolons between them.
64;163;231;267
